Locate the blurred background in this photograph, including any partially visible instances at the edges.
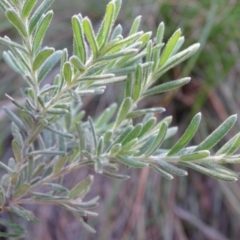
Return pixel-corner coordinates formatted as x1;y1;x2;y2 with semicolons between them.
1;0;240;239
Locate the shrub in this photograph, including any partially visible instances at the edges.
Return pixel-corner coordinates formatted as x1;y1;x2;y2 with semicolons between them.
0;0;239;237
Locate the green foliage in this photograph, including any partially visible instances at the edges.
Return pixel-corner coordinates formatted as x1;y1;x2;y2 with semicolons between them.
0;0;239;237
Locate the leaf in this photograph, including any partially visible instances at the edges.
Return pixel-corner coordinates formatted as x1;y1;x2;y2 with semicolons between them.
126;108;165;119
68;175;93;199
29;0;54;34
72;15;87;63
168;113;202;156
0;219;25;234
37;50;62;82
63;62;72;84
97;137;104;156
133;65;142;101
156;22;165;44
3;50;25;74
216;133;240;156
129;16;142;35
10;205;39;223
102;170;129;180
97;49;138;61
11;123;23;148
32;11;53;52
27;121;46;145
144;78;191;97
12;140;22;163
46;108;68;115
75;122;86;154
124;73;134;98
97;1;115;48
33;47;55;71
159;29;181;66
182;162;237;182
0;232;25;238
20;109;34;129
155;43;200;79
180;150;210;161
28;150;66;156
195;115;237;152
95;103;117;127
82;17;98;57
53;156;68;174
109;143;122;155
122;124;142;145
45;126;74;139
70;55;85;72
111;24;122;40
156;159;187;176
114;97;132;128
145;122;168;156
88;116;97;149
116;155;148;168
138;117;156;138
0;162;13;173
14;183;30;199
107;31;143;53
0;37;27;53
44;183;68;193
150;164;173;180
22;0;37;18
0;186;5;207
3;107;26;132
6;10;27;38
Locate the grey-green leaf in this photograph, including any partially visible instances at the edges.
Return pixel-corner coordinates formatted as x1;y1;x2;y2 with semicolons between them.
38;50;62;82
168;113;201;156
116;155;148;168
68;175;93;199
82;17;98;57
33;11;53;52
22;0;37;18
33;47;55;71
114;97;132;129
145;122;168;156
29;0;54;34
144;78;190;97
159;29;181;66
195;115;237;152
6;10;27;38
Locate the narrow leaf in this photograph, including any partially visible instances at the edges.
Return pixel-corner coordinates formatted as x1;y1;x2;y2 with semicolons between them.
114;97;132;128
180;150;210;161
32;11;53;51
6;10;27;38
97;1;115;48
33;47;55;71
63;62;72;84
12;140;22;163
14;184;30;199
145;122;168;156
159;29;181;66
82;17;98;57
150;163;173;180
22;0;37;18
68;175;93;199
144;78;191;97
72;15;87;63
195;115;237;151
53;156;68;174
29;0;54;34
168;113;201;156
116;155;148;168
133;65;142;101
38;50;62;82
